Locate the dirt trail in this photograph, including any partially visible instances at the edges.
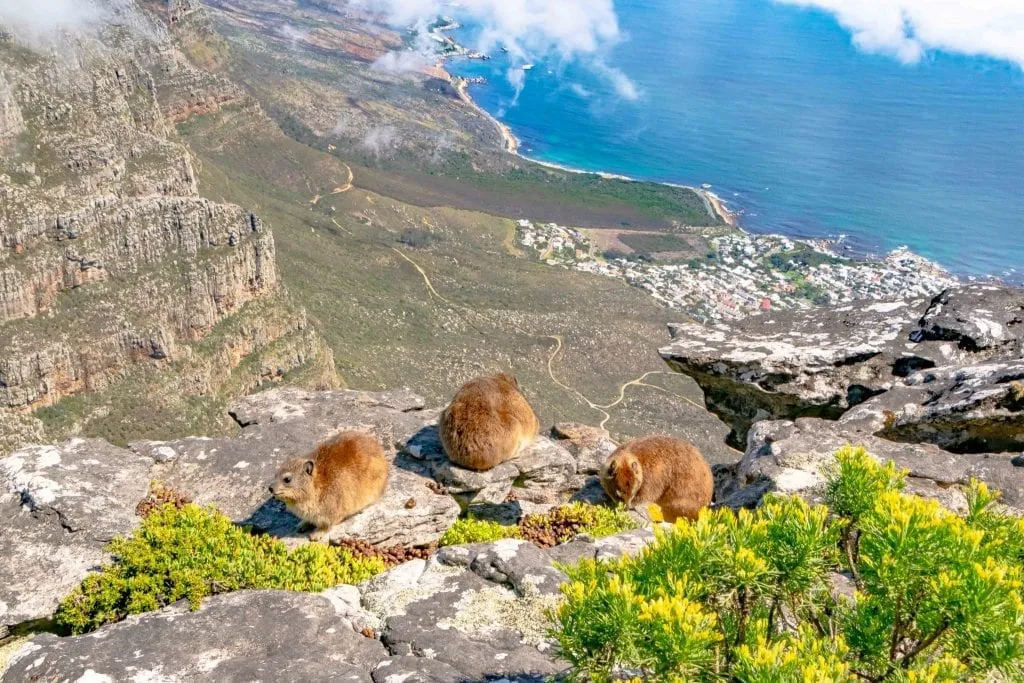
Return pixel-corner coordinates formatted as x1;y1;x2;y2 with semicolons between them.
310;164;354;205
391;248;704;432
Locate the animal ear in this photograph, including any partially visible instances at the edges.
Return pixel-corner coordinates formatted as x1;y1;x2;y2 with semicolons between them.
304;460;314;475
630;459;642;476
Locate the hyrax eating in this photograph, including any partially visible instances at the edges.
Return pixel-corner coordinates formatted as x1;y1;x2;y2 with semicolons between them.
600;435;713;522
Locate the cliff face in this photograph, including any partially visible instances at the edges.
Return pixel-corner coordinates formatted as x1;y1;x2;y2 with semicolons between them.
0;7;337;451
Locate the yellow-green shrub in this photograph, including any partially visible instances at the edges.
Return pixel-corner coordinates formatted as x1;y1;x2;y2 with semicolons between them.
439;517;523;546
56;504;386;634
552;446;1024;681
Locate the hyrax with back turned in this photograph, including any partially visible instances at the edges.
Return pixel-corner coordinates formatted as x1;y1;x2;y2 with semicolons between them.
600;435;713;523
269;430;388;542
439;372;540;471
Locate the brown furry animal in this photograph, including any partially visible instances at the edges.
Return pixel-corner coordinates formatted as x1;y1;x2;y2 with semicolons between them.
600;435;713;522
268;431;388;541
439;372;540;471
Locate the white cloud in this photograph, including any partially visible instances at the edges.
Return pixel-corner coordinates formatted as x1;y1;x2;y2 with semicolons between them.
776;0;1024;69
372;49;434;73
0;0;153;52
351;0;640;99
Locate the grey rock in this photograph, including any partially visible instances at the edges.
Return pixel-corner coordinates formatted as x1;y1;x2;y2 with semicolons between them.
551;422;618;475
723;417;1023;513
0;439;151;629
660;285;1024;451
402;426;578;507
371;656;467;683
139;388;455;547
873;361;1024;454
2;591;386;683
379;567;565;679
912;284;1023;355
437;539;568;597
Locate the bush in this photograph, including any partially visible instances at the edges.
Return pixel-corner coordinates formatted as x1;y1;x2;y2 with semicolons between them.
551;447;1024;681
56;504;387;634
439;502;638;548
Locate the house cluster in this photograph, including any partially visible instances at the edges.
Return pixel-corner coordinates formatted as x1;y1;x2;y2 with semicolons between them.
516;220;958;323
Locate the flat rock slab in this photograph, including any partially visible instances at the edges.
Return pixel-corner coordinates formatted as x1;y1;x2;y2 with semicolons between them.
2;591;386;683
660;285;1024;450
0;439;152;629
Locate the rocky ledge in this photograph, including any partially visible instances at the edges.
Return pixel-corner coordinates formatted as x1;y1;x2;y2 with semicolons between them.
0;387;622;636
2;530;655;682
662;284;1024;512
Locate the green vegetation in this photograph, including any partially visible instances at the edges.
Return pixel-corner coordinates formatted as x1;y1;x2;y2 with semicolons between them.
767;246;844;272
439;502;638;548
56;504;387;635
616;232;701;260
551;447;1024;681
439;518;523;546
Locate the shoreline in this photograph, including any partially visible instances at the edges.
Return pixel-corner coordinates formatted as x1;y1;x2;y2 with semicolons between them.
445;70;1014;286
454;74;739;227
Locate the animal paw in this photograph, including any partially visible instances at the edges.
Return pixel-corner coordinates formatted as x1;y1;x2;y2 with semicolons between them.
308;528;330;543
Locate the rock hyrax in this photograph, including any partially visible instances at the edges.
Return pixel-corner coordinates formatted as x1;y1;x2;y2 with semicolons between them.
600;435;713;522
269;431;388;541
439;372;540;471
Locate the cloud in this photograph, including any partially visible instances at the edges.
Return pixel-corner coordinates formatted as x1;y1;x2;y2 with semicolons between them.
277;23;309;49
593;60;641;101
776;0;1024;69
0;0;152;52
350;0;639;100
361;125;399;157
568;83;593;99
372;49;434;74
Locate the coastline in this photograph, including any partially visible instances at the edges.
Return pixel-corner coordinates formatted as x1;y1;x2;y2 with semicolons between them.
447;71;1003;287
454;75;739;227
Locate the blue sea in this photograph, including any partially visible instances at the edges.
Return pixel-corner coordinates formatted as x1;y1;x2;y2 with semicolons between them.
447;0;1024;283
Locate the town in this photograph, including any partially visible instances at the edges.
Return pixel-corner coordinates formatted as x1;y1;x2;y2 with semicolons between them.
516;220;959;322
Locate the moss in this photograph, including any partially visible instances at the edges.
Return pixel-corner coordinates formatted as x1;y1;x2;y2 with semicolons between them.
439;503;638;549
439;518;521;547
520;502;638;548
55;504;386;634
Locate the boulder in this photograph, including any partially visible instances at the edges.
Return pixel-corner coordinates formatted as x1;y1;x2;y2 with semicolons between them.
1;591;387;682
912;284;1023;355
550;422;618;475
661;285;1024;453
400;425;579;507
0;439;152;630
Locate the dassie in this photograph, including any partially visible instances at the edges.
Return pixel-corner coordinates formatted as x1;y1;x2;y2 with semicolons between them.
600;435;713;522
439;372;540;471
268;431;389;541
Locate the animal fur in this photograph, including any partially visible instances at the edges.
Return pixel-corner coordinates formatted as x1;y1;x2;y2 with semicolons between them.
600;435;713;522
268;431;389;541
438;372;540;471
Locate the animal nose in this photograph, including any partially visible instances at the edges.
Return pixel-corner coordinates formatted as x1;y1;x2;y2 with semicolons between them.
268;485;275;495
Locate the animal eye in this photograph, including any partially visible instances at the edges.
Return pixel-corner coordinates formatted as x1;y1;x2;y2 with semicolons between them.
283;475;292;484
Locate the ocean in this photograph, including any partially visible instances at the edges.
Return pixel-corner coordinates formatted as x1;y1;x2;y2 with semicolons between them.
447;0;1024;283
